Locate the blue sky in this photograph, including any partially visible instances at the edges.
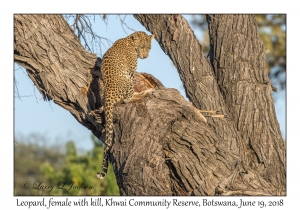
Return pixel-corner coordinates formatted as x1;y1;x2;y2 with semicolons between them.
14;15;286;151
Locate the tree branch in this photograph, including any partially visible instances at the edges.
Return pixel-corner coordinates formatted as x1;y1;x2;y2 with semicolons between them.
134;14;285;195
14;14;100;135
207;14;285;189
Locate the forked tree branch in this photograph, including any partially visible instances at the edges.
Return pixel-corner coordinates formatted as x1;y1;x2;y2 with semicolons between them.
14;14;285;195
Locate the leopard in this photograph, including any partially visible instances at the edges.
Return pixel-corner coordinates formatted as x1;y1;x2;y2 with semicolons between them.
96;31;155;179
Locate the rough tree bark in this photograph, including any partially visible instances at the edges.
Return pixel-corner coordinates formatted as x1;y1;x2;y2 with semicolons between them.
14;14;286;196
206;14;285;190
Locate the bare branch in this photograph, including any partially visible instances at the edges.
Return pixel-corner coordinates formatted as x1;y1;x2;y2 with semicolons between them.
63;14;114;56
118;15;136;34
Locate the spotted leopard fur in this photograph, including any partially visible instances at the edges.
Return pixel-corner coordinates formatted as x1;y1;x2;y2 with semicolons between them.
96;31;154;179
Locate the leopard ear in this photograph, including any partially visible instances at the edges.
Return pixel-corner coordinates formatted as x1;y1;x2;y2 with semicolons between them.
150;34;155;40
132;34;138;41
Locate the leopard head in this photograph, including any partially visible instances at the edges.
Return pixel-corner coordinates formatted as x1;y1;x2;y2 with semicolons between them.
131;31;155;59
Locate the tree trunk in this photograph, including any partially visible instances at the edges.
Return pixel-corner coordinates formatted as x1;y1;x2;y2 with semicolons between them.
206;14;285;190
14;14;286;196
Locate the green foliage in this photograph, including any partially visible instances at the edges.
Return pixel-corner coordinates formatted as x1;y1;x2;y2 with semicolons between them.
14;134;119;196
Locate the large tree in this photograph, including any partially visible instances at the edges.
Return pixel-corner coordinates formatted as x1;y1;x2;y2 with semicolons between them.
14;14;285;196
